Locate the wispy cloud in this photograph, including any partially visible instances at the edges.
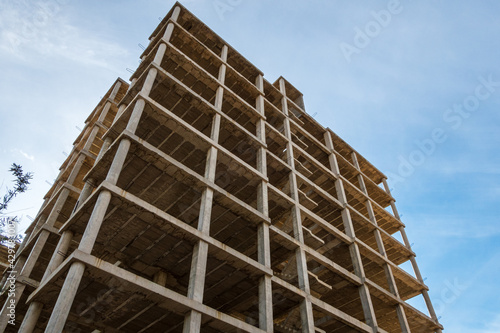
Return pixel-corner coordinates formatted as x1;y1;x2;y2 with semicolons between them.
11;148;35;161
0;0;129;70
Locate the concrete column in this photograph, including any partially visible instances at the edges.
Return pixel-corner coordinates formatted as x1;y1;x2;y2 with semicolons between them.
45;152;87;225
204;146;218;183
130;78;137;89
182;310;202;333
109;80;122;101
186;241;209;303
258;274;273;331
72;178;95;214
96;137;113;162
31;148;91;332
154;43;167;66
381;177;392;195
324;131;340;176
78;190;112;253
0;283;27;330
82;126;100;155
28;173;93;331
382;178;441;326
42;190;111;331
141;68;157;97
19;301;43;333
112;104;127;126
20;231;49;277
171;5;181;22
257;222;271;329
220;45;228;62
184;239;209;333
97;101;112;123
352;153;411;333
0;230;50;331
44;261;86;333
42;230;74;281
299;299;315;333
279;78;315;332
214;86;224;111
295;242;311;294
183;85;223;332
25;215;47;248
325;133;378;331
255;74;273;331
77;178;96;203
210;114;222;143
213;46;227;112
19;230;74;333
256;128;268;218
395;304;412;333
163;22;175;40
41;89;134;330
126;98;146;134
105;139;131;186
44;188;70;228
76;125;92;149
197;188;214;234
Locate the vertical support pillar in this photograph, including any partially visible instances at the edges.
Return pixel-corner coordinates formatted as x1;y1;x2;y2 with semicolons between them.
111;104;127;126
0;231;49;331
44;262;86;333
72;177;96;214
255;74;273;331
0;148;89;330
382;178;441;331
324;131;378;332
18;230;74;333
25;214;47;246
43;70;150;332
109;80;122;102
21;171;88;332
20;230;73;332
279;78;315;333
44;189;112;332
85;126;100;151
183;44;227;333
352;153;411;333
42;230;74;281
171;5;181;22
97;136;113;161
18;301;43;333
97;101;112;125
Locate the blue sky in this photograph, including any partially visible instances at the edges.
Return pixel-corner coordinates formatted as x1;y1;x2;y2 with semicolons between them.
1;1;499;331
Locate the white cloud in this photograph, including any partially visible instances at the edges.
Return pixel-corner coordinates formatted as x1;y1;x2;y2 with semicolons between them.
0;0;129;70
18;150;35;161
10;148;35;161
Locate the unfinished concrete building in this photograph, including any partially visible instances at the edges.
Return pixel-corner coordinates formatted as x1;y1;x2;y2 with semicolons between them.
0;3;444;332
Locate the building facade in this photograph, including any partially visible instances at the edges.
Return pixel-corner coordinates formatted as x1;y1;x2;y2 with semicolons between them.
0;2;443;332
